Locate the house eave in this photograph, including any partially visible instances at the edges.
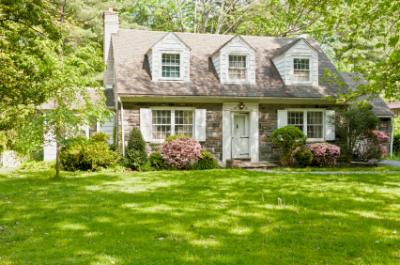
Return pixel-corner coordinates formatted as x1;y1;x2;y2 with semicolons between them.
118;94;342;105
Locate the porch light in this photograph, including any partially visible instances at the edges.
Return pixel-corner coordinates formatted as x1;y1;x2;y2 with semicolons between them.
239;102;245;110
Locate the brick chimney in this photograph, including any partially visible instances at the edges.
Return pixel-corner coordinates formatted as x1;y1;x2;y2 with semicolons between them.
103;8;119;63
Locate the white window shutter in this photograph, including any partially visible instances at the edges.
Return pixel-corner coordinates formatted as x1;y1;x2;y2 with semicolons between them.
140;108;152;142
43;129;57;161
277;110;288;128
325;110;335;141
194;109;206;141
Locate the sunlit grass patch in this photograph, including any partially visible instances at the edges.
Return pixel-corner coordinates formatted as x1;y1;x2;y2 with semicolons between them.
0;169;399;264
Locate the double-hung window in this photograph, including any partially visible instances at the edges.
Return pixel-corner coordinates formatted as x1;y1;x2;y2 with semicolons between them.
151;109;193;140
293;58;310;81
288;110;324;140
161;53;180;79
228;55;247;80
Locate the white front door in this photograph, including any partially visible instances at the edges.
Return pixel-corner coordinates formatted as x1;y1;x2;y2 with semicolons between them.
232;113;250;159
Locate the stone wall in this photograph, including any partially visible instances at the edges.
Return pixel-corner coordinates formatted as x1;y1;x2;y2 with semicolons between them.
259;104;342;162
119;102;223;160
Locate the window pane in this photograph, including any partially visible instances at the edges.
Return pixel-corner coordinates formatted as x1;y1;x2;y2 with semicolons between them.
293;58;310;81
162;53;180;78
307;112;323;138
288;111;304;131
228;55;246;80
152;110;171;140
175;110;193;137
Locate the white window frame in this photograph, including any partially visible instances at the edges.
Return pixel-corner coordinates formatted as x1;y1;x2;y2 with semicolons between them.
287;108;325;142
160;52;183;81
292;56;311;83
227;53;248;82
150;107;195;143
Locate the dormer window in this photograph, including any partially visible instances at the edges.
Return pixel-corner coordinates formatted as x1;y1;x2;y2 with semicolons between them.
228;55;247;80
161;53;181;79
293;58;310;81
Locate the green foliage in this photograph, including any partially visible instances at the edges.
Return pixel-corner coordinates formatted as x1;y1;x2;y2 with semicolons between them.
125;128;147;170
192;150;219;170
148;152;168;170
60;135;119;171
90;132;109;144
293;148;313;168
165;134;190;142
337;101;379;158
270;126;306;166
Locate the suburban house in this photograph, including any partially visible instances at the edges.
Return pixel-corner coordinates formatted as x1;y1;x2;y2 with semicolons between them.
39;8;393;163
388;102;400;117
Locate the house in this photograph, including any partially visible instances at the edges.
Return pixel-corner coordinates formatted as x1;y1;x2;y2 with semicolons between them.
41;8;393;163
388;102;400;117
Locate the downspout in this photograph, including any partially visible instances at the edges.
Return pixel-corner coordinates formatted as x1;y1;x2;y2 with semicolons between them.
118;97;125;157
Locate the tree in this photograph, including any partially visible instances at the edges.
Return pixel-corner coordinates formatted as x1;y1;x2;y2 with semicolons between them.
40;0;110;178
337;101;379;159
0;0;60;130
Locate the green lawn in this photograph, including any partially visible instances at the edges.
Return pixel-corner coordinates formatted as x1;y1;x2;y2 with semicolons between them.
0;168;399;264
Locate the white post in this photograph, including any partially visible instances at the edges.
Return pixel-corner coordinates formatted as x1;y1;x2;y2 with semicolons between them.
119;99;125;156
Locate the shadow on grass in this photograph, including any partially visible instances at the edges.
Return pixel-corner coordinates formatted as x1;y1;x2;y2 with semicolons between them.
0;169;399;264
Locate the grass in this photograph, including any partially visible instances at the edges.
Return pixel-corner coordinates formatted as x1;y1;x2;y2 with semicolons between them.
388;155;400;161
0;168;399;264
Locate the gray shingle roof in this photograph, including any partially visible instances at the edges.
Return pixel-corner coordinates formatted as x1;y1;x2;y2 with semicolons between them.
388;102;400;109
111;29;345;99
340;72;393;117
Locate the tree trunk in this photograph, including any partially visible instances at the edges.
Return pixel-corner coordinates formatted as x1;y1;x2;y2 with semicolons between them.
55;143;61;178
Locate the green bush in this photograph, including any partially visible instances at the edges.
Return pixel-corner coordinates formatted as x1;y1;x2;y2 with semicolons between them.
394;134;400;155
60;135;119;171
60;137;87;171
293;147;313;167
125;127;147;170
148;152;167;170
193;150;219;170
90;132;109;144
165;134;189;142
270;126;306;166
80;142;119;171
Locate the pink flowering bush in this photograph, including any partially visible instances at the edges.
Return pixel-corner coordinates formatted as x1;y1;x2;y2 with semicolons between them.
162;138;202;169
372;130;390;143
354;130;389;161
307;143;341;166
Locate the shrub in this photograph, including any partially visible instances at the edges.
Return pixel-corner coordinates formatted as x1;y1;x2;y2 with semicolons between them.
193;150;219;170
337;102;379;159
162;138;201;169
80;142;119;171
165;134;189;142
125;128;147;170
355;130;389;161
270;126;306;166
148;152;167;170
307;143;341;166
293;147;313;167
60;137;87;171
60;135;119;171
90;132;109;144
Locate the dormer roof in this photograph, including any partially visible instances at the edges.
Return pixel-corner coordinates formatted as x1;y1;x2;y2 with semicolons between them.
272;38;318;58
211;35;256;57
110;29;344;99
147;32;192;53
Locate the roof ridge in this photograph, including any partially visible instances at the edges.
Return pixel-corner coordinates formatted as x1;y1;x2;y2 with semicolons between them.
116;28;296;40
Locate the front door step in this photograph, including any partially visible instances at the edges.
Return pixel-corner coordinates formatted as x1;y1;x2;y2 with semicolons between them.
226;159;278;169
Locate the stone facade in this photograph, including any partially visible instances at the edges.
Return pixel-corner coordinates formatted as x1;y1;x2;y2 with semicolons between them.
118;102;223;160
119;102;344;162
